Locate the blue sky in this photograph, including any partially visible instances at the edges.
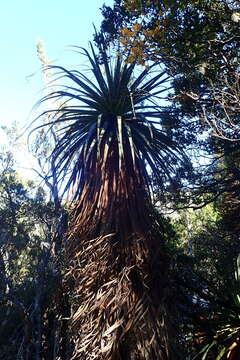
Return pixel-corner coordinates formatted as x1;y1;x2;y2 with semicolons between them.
0;0;112;131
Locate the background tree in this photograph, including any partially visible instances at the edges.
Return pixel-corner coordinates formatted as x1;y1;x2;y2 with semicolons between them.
0;149;60;359
0;123;70;359
96;0;240;140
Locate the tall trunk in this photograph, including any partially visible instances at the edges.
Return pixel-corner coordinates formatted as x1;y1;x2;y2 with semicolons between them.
65;146;174;359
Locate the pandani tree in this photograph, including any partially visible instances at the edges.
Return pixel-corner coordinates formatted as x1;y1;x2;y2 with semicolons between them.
35;45;191;360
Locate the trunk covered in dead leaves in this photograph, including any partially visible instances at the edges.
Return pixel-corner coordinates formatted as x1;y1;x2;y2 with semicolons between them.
65;158;175;360
67;234;173;360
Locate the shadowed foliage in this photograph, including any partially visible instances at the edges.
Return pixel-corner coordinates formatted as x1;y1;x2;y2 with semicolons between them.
36;45;191;359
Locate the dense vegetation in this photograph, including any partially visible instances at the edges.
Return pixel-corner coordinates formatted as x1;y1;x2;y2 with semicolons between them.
0;1;239;359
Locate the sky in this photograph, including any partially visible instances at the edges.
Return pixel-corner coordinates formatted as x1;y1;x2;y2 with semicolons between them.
1;0;112;131
0;0;113;177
